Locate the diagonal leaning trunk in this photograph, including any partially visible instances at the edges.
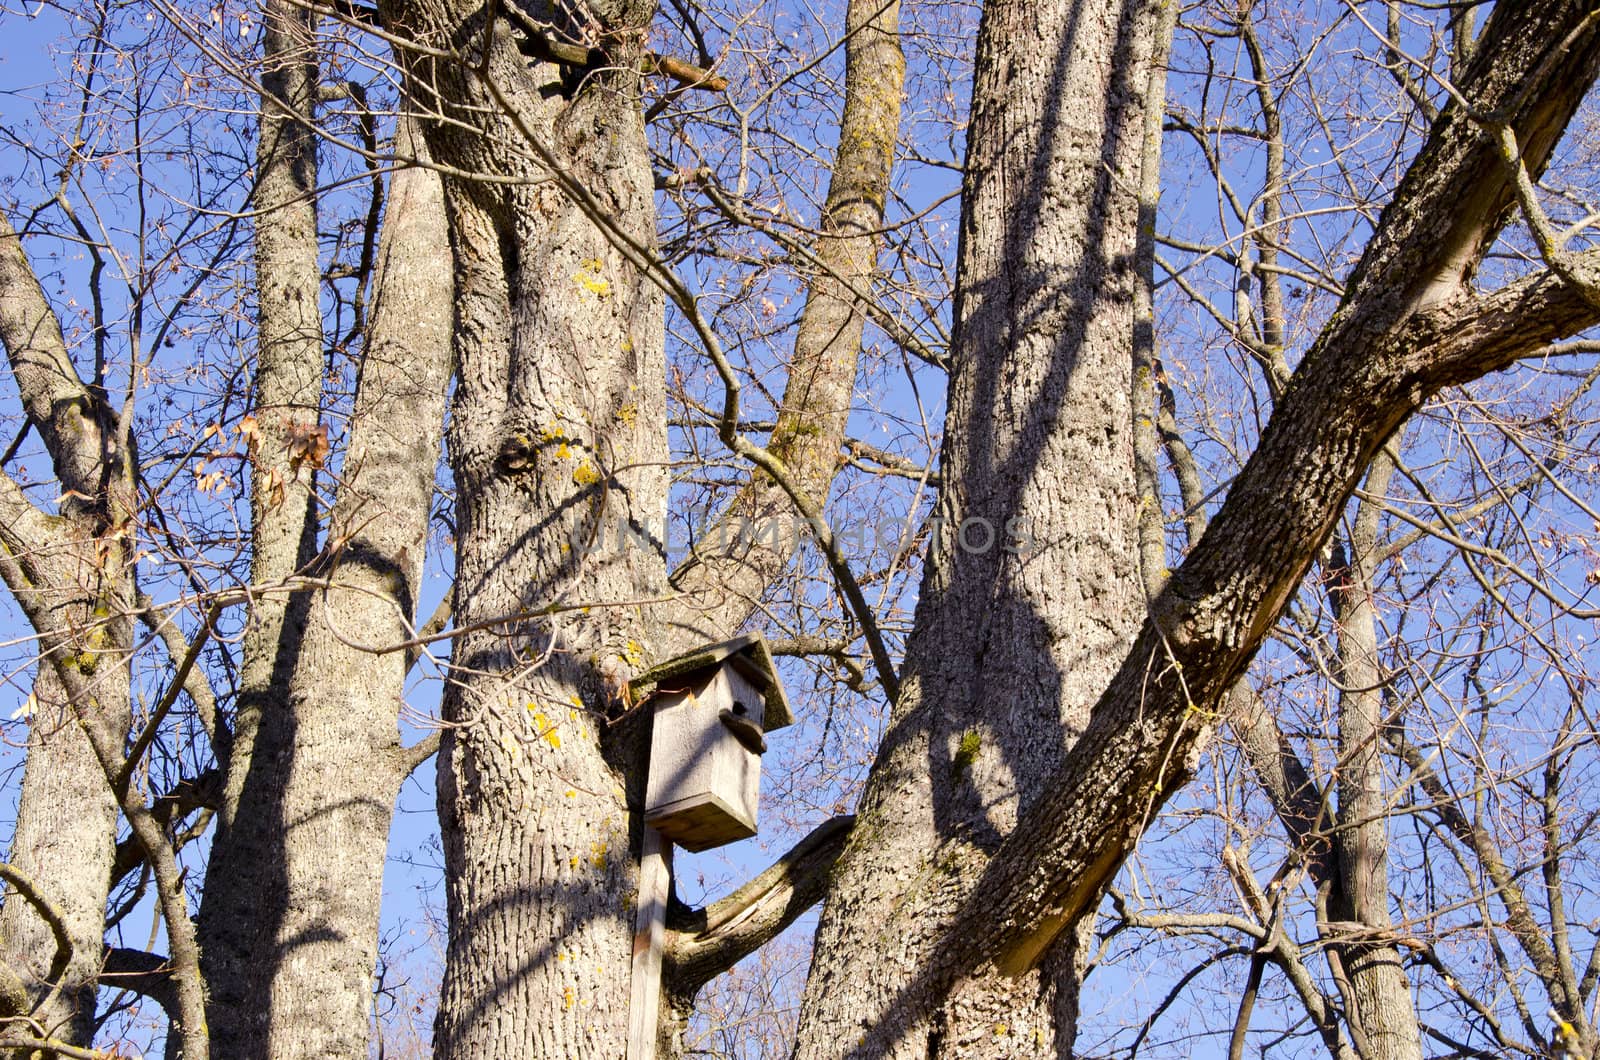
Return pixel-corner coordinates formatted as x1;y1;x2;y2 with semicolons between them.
795;0;1166;1055
800;3;1600;1056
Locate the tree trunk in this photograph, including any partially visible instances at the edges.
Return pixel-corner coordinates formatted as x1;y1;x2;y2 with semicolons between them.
665;0;904;654
197;1;329;1049
1323;452;1422;1060
218;0;326;834
0;668;124;1051
383;2;668;1055
0;211;136;1056
795;1;1163;1054
194;111;452;1059
789;8;1600;1052
199;5;328;1032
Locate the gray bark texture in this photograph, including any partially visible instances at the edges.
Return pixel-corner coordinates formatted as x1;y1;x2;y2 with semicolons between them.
221;0;326;834
195;102;452;1060
665;0;904;656
1143;44;1422;1042
1321;453;1422;1060
0;659;123;1053
195;1;327;1042
797;1;1600;1057
382;0;908;1050
382;2;668;1055
795;6;1600;1058
0;209;135;1055
197;8;330;1040
0;200;208;1057
796;0;1163;1054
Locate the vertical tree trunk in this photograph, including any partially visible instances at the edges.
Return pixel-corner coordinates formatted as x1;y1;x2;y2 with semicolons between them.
666;0;905;653
384;2;668;1055
0;668;125;1051
795;1;1163;1055
197;2;328;1049
1325;453;1422;1060
0;212;135;1055
221;0;326;830
656;3;904;1049
788;8;1600;1056
195;111;452;1059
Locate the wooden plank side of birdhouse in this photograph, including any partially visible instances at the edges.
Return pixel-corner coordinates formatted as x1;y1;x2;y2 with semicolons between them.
644;667;763;851
644;791;756;851
723;664;766;730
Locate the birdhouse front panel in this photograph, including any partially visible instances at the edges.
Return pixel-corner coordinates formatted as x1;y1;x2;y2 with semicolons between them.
644;664;767;851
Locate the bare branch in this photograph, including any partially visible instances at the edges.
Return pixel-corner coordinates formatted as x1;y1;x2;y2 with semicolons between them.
664;815;854;993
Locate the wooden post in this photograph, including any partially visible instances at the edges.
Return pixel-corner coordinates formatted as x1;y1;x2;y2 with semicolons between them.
628;826;673;1060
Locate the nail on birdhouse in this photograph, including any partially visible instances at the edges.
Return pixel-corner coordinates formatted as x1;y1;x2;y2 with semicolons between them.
631;633;794;852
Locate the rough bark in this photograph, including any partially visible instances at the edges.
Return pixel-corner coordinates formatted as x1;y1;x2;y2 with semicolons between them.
383;0;907;1048
788;2;1600;1056
220;0;326;835
0;212;134;1054
194;112;452;1059
796;1;1164;1054
785;7;1600;1054
656;816;854;1054
199;9;331;1037
196;1;328;1048
1147;112;1421;1049
381;2;668;1055
0;669;122;1053
1169;434;1419;1055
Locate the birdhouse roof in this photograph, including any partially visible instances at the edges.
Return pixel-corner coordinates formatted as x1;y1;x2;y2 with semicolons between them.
628;632;795;730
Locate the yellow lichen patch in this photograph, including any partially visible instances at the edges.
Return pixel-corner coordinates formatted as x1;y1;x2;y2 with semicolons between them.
589;840;608;870
563;987;575;1010
622;640;645;667
572;461;601;487
992;1023;1007;1037
615;402;638;428
528;710;562;750
572;259;611;298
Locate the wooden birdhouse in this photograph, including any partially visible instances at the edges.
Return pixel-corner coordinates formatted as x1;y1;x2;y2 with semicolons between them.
632;633;794;852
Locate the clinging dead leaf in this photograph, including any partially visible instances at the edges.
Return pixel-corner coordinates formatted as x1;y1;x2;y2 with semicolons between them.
285;421;330;473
